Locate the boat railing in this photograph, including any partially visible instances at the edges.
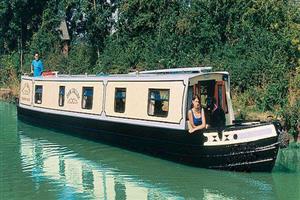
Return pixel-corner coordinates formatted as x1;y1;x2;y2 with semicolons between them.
57;74;97;78
128;67;213;75
22;67;213;78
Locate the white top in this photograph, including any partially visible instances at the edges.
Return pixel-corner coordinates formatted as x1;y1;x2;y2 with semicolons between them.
22;67;229;82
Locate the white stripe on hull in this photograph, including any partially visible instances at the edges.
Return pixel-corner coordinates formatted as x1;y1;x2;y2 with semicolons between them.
203;124;277;146
19;104;186;130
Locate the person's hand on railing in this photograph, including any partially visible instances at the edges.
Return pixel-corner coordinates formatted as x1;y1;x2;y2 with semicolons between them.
22;71;34;76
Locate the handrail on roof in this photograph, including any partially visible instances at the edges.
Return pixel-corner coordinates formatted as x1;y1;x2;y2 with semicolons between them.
129;67;212;75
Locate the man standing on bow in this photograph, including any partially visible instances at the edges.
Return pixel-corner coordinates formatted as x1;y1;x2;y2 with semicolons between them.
31;52;44;77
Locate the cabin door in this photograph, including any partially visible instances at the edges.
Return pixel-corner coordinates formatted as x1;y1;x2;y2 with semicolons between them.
187;80;215;117
214;81;228;113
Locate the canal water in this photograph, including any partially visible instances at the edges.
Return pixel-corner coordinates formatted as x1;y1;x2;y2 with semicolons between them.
0;102;299;200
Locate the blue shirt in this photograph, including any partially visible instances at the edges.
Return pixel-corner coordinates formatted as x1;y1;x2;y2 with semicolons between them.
32;60;44;77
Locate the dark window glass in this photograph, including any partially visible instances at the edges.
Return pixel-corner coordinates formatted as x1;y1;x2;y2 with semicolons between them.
148;89;169;117
200;84;209;106
114;88;126;113
82;87;93;109
35;85;43;104
58;86;65;107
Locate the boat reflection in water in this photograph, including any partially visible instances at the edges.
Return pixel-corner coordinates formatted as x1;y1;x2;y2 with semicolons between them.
19;121;189;199
20;135;169;199
18;121;298;200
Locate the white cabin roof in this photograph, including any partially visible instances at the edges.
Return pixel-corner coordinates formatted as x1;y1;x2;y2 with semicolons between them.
22;67;229;82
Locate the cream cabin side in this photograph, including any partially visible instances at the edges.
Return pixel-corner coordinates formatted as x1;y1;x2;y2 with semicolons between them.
34;80;104;114
104;81;185;124
19;76;188;129
19;77;104;115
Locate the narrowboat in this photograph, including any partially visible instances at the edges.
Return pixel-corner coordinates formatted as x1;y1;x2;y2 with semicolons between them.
17;67;283;172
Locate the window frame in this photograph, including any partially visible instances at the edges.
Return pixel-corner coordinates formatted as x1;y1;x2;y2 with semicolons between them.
58;86;65;107
81;87;94;110
114;88;126;113
214;81;228;114
34;85;43;104
147;88;170;118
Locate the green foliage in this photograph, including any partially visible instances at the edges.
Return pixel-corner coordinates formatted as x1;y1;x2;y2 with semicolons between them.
29;0;62;56
30;29;60;56
0;0;47;53
281;67;300;138
38;43;95;75
84;0;115;55
66;43;96;74
0;52;20;86
42;51;67;73
257;80;289;111
280;100;300;138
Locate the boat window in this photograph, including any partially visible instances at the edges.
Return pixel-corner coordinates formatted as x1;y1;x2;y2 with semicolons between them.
35;85;43;104
148;89;169;117
82;87;93;109
58;86;65;107
114;88;126;113
200;84;209;106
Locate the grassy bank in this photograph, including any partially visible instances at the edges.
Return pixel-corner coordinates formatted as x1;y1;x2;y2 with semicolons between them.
0;75;19;103
0;88;18;103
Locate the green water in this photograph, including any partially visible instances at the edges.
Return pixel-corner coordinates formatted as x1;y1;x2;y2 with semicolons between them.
0;102;299;200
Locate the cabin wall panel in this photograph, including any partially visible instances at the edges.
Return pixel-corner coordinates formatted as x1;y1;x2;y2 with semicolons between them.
105;81;185;123
33;81;103;114
20;79;33;105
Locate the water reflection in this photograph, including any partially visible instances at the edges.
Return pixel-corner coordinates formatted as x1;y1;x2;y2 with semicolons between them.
19;128;180;200
275;145;300;172
17;121;300;200
21;136;161;199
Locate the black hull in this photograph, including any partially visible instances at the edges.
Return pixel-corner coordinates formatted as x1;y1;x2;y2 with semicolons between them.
17;105;280;172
